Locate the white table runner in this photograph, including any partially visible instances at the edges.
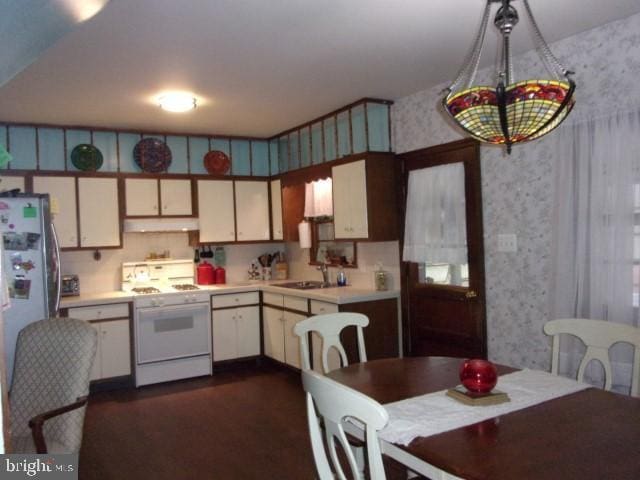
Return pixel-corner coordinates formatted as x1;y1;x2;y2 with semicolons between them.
378;369;590;446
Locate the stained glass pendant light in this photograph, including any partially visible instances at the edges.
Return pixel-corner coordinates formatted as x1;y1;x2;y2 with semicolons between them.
442;0;576;153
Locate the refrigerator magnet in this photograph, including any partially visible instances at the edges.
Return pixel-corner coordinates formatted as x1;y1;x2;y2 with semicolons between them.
10;278;31;299
23;204;37;218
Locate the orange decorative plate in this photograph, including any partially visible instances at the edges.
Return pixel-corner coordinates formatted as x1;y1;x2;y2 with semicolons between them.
203;150;230;175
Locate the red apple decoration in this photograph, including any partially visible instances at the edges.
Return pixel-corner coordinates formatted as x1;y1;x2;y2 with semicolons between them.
459;358;498;393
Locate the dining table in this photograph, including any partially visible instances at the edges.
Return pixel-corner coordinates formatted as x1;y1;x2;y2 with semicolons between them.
326;356;640;480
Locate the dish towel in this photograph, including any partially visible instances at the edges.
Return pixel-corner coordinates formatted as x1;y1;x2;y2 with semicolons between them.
378;369;590;446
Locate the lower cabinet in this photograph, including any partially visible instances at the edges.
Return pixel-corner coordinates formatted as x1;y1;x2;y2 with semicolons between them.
67;302;132;381
211;292;261;362
262;294;308;368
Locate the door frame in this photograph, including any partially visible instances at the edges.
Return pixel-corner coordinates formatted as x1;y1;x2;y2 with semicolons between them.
396;138;487;357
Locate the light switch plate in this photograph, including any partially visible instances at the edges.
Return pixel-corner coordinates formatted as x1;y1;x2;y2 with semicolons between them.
497;233;517;252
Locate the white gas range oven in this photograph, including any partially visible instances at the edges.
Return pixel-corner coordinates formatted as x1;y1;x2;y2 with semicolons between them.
122;259;212;387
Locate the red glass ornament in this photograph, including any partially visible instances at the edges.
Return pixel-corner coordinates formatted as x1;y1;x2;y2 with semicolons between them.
459;359;498;393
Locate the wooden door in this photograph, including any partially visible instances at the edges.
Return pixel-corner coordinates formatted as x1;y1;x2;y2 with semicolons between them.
197;180;235;243
399;139;487;358
236;306;260;357
160;179;192;216
235;180;270;241
332;160;368;239
270;179;283;240
125;178;158;216
78;177;120;248
33;175;78;248
212;308;238;361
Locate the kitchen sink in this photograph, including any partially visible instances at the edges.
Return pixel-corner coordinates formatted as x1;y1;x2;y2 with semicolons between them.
274;280;334;290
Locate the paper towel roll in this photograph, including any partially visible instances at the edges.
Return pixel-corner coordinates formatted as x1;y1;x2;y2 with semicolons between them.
298;221;312;249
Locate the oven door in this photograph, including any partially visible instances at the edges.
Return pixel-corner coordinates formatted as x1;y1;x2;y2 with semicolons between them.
136;302;211;364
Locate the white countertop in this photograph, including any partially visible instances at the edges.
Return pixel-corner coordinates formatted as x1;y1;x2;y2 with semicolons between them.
60;281;400;309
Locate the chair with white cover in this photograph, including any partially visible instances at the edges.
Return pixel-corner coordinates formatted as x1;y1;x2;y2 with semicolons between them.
9;317;98;453
302;369;389;480
293;312;369;373
543;318;640;396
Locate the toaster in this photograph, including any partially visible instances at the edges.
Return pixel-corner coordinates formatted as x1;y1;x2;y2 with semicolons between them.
61;275;80;297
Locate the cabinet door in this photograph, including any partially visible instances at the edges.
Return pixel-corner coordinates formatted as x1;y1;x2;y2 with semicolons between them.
262;306;285;363
270;179;283;240
0;175;25;193
99;319;131;379
125;178;159;216
236;306;260;358
160;179;192;216
90;338;102;381
332;159;368;239
212;308;238;361
33;176;78;248
284;311;305;369
78;177;120;247
197;180;235;243
235;181;270;241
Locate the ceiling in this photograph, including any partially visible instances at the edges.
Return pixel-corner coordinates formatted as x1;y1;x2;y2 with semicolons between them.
1;0;639;138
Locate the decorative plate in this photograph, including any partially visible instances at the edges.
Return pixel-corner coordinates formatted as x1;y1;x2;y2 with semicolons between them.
71;144;103;171
204;150;231;175
133;137;172;173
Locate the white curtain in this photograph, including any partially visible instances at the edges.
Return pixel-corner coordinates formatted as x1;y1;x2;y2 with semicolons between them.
550;108;640;392
403;162;467;264
304;178;333;217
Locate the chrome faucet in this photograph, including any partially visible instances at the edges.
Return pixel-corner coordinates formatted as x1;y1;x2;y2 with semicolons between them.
317;263;330;286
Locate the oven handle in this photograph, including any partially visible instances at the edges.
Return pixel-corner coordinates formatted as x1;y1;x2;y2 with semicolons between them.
135;301;209;316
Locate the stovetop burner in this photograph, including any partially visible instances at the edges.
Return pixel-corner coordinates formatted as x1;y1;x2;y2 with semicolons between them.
172;284;200;291
132;286;161;294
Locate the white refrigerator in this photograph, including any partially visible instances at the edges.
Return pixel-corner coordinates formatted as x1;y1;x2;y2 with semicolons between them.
0;193;60;386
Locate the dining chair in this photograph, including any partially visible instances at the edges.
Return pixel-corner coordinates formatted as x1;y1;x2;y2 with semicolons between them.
302;369;389;480
294;312;369;373
9;317;98;453
544;318;640;396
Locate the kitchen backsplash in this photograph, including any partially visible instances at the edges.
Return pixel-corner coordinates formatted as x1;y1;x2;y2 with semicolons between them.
60;233;284;294
286;241;401;290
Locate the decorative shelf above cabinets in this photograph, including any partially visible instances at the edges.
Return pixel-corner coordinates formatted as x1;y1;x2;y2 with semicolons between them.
124;177;193;217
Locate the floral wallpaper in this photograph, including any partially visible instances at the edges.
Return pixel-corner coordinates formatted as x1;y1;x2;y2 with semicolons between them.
391;12;640;370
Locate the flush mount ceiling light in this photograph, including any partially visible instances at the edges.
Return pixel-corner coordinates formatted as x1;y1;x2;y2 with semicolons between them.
158;93;197;113
442;0;576;153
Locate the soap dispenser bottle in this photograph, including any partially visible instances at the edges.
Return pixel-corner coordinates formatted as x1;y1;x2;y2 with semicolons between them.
336;266;347;287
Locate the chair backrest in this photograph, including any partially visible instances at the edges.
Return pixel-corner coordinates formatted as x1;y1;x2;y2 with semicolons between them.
544;318;640;396
294;313;369;373
302;369;388;480
9;318;98;452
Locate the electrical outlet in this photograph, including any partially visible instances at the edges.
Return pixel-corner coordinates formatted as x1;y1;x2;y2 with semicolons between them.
497;234;517;252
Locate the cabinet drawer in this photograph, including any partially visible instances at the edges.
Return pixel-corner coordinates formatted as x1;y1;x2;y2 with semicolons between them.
310;300;339;315
211;291;260;309
68;303;129;321
284;295;308;313
262;292;284;308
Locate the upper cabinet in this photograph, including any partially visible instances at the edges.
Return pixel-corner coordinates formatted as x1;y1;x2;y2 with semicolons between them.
331;154;398;241
34;175;120;249
0;175;26;193
235;181;269;241
270;179;283;240
125;178;192;217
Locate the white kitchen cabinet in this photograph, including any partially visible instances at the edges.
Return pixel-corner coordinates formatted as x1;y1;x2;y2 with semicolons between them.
197;180;235;243
212;305;260;361
68;303;131;381
332;159;368;239
235;180;270;241
263;306;285;363
0;175;25;193
33;175;78;248
78;177;120;248
284;310;305;369
125;178;192;216
270;179;283;240
125;178;158;216
160;179;192;215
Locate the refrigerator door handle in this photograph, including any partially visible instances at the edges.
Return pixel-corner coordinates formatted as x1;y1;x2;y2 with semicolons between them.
51;222;62;315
